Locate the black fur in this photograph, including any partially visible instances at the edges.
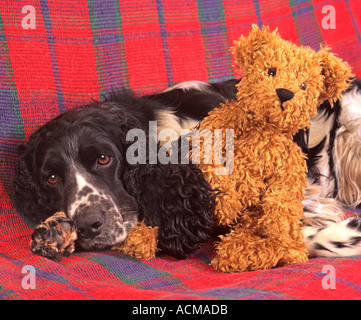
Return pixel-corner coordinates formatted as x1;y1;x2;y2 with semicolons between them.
144;79;240;120
14;89;216;259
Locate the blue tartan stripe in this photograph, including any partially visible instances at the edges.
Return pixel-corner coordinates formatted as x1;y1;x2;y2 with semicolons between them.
88;254;181;289
156;0;174;86
40;0;66;114
253;0;263;27
87;0;129;95
196;0;233;82
289;0;324;49
345;0;361;44
0;13;23;142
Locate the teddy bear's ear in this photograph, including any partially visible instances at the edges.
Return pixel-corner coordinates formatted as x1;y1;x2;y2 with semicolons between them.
316;47;353;106
232;24;279;71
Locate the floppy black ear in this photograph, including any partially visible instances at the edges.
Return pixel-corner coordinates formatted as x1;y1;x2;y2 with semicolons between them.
13;134;56;226
92;95;215;258
123;144;216;259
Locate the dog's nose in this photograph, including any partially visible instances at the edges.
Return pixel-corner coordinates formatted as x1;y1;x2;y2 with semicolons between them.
276;88;294;103
76;211;104;239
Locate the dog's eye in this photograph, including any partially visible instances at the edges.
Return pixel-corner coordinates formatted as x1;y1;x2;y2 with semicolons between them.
300;82;306;90
268;68;276;76
47;174;59;185
98;154;110;165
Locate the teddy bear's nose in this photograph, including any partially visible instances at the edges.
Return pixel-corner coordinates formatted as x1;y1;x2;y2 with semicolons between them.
276;88;294;103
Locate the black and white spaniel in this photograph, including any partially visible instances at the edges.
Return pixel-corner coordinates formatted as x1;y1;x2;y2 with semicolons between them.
13;90;216;259
14;78;361;260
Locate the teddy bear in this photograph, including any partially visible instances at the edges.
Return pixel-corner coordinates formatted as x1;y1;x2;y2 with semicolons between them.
192;25;352;272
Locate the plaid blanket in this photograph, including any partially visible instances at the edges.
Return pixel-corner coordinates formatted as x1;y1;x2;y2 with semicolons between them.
1;0;361;300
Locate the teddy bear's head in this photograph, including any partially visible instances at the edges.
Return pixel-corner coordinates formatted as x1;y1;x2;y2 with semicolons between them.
233;25;352;134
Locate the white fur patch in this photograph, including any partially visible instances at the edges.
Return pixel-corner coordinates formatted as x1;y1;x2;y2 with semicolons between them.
157;80;214;145
155;109;199;145
333;86;361;207
68;172;102;219
339;86;361;124
308;109;336;197
74;173;88;191
308;110;335;150
162;80;211;93
306;218;361;257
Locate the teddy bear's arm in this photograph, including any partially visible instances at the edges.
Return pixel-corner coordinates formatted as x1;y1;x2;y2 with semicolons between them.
203;162;264;227
112;220;159;259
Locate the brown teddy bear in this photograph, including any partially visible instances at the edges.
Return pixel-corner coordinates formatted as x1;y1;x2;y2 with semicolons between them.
193;25;352;272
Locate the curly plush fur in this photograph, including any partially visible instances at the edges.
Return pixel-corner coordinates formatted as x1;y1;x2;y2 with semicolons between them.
194;25;352;272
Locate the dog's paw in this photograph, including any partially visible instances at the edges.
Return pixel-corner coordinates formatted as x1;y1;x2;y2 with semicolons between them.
30;212;77;261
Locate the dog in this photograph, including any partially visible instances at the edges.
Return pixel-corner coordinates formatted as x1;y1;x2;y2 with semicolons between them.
13;90;216;260
14;78;361;260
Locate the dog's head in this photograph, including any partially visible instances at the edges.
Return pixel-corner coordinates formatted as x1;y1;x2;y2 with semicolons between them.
232;25;352;134
14;92;215;258
14;102;141;250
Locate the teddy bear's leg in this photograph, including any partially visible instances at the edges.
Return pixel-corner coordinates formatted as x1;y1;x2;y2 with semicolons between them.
212;225;289;272
256;192;309;265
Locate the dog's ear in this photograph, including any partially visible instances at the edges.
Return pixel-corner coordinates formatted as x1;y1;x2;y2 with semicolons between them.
123;139;216;259
316;47;353;106
232;24;279;71
13;137;56;226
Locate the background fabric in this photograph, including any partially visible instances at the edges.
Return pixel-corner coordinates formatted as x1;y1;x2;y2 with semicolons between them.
1;0;361;300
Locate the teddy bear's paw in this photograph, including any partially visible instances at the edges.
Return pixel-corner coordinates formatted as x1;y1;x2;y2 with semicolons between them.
212;249;285;273
211;231;286;272
30;212;77;261
211;253;251;273
112;221;159;260
277;243;309;267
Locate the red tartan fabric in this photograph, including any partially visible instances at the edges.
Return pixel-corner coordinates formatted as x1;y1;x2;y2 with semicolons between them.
1;0;361;300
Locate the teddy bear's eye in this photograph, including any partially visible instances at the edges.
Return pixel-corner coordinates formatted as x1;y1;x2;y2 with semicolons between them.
300;82;306;90
268;68;277;76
